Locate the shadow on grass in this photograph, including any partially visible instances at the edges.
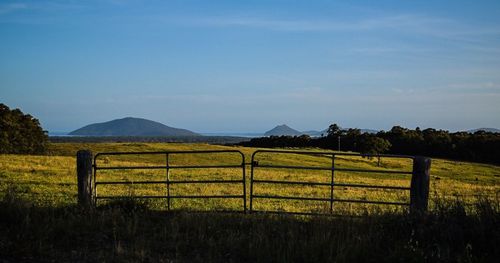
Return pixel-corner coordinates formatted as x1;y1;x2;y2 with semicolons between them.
1;191;499;262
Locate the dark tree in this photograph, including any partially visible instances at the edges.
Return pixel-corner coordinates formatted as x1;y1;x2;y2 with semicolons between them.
0;103;48;154
327;124;342;137
358;135;391;155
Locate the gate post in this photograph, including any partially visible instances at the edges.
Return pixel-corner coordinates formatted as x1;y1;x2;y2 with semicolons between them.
77;150;94;208
410;156;431;215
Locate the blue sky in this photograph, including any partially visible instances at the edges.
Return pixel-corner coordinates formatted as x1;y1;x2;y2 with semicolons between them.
1;0;500;133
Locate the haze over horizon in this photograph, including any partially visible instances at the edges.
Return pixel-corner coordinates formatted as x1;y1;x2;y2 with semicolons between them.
1;0;500;133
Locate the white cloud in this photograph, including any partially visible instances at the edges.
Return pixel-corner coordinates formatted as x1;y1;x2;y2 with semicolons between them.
0;3;28;14
171;13;500;40
443;82;500;93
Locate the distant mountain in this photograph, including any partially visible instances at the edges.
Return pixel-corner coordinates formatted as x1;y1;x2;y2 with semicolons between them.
359;129;379;134
69;117;200;136
264;125;302;136
303;128;378;136
264;125;380;137
302;129;328;137
466;128;500;133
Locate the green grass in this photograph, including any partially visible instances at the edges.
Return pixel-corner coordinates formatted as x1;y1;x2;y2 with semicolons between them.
1;192;499;262
1;142;500;262
1;142;499;214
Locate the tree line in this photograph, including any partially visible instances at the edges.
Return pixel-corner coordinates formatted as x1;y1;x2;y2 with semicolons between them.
0;103;48;154
239;124;500;165
50;135;248;144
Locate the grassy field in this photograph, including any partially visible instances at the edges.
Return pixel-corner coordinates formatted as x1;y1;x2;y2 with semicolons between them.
1;142;500;262
1;142;499;214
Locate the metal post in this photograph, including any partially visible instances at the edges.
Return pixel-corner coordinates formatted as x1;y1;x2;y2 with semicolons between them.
410;156;431;215
330;154;335;213
166;153;171;210
242;157;246;213
250;160;256;213
338;136;341;151
93;154;97;206
77;150;94;208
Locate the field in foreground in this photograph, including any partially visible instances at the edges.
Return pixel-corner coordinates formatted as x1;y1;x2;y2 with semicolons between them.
0;143;499;213
1;193;499;262
1;143;500;262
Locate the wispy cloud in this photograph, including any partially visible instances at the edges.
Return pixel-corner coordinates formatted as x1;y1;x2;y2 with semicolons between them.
174;14;437;32
0;1;88;24
172;13;500;39
0;1;88;14
0;3;29;14
442;82;500;93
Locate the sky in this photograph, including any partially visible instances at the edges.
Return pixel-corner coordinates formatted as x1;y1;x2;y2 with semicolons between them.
1;0;500;133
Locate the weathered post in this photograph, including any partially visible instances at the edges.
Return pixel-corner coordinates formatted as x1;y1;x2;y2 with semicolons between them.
410;156;431;215
77;150;94;208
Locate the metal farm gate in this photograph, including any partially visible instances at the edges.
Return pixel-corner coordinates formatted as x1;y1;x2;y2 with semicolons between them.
249;150;429;215
90;150;246;212
76;149;430;215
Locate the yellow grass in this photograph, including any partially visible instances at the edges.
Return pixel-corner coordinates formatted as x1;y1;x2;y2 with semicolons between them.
1;143;499;215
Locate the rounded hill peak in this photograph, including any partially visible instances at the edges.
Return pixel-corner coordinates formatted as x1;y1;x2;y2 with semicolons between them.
264;124;302;136
69;117;200;136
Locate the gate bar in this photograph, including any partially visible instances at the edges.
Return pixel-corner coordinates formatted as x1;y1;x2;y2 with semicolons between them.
166;153;170;210
96;195;244;199
254;164;411;174
251;180;410;190
249;149;414;159
96;180;244;185
330;154;335;213
252;195;409;206
96;164;243;170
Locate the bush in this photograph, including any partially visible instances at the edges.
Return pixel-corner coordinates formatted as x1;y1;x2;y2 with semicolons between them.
0;103;48;154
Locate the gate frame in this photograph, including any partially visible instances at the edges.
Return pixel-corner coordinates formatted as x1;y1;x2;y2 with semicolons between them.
77;149;247;212
77;149;430;215
249;150;430;215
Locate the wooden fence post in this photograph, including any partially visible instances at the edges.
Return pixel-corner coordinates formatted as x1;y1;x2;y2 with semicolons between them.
77;150;94;208
410;156;431;215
